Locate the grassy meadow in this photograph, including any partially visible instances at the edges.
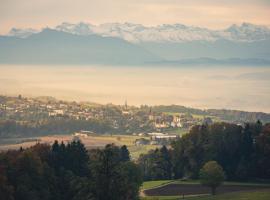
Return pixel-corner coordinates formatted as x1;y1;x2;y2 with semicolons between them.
0;134;158;159
141;180;270;200
141;190;270;200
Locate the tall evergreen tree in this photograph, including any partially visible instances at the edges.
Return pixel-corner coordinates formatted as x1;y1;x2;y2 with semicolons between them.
120;145;130;162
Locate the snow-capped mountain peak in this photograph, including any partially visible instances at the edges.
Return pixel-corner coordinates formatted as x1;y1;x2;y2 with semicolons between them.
8;28;39;38
226;22;270;41
6;22;270;43
55;22;95;35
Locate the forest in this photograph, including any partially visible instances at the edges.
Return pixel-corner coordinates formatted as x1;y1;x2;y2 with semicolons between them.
0;141;142;200
138;121;270;181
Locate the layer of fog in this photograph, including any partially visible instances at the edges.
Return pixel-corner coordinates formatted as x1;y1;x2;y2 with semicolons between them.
0;65;270;112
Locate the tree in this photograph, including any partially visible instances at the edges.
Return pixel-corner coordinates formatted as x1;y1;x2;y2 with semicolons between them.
120;145;130;162
0;166;14;200
159;146;172;179
199;161;225;195
66;140;89;176
117;161;142;200
90;144;142;200
138;146;172;180
255;123;270;179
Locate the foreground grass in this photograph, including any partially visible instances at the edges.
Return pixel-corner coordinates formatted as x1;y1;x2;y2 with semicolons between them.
141;180;270;200
141;190;270;200
142;180;174;190
141;180;201;190
142;179;270;190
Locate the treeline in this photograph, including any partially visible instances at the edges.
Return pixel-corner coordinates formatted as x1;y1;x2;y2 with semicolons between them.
0;119;114;138
138;121;270;181
151;105;205;115
207;109;270;123
151;105;270;123
0;141;142;200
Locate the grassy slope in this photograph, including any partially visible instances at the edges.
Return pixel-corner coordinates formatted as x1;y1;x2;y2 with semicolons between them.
142;180;270;190
141;190;270;200
142;180;204;190
142;180;200;191
142;180;174;190
141;180;270;200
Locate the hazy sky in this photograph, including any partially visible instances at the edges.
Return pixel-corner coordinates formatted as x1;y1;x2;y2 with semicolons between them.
0;0;270;34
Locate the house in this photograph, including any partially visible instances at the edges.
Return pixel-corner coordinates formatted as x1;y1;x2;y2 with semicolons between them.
73;130;94;138
152;135;178;140
147;132;166;137
138;133;146;136
149;132;179;145
155;122;169;128
74;132;88;138
171;121;182;128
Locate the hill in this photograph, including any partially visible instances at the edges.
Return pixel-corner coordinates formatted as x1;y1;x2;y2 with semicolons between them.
0;29;160;65
152;105;270;123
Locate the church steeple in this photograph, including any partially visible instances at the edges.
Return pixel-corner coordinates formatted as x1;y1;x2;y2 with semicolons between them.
125;100;128;110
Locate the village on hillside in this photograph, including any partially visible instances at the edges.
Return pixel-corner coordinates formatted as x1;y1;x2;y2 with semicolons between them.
0;95;215;138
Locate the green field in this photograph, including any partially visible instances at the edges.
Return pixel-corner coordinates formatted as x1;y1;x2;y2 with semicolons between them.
142;180;174;190
166;128;188;136
141;190;270;200
142;180;204;190
142;180;270;190
0;134;158;159
141;180;270;200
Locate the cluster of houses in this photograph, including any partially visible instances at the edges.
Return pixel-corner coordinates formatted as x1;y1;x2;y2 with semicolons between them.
71;129;179;146
0;95;117;122
135;132;179;146
0;95;213;138
149;113;203;130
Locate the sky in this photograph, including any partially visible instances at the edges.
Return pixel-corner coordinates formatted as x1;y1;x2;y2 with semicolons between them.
0;0;270;34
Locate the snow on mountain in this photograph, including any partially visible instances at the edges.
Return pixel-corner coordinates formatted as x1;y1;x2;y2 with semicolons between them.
55;22;94;35
226;23;270;42
90;23;146;43
7;22;270;43
8;28;39;38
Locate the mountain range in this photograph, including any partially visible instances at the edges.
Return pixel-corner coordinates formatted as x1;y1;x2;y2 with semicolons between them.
1;22;270;65
8;22;270;43
0;29;159;65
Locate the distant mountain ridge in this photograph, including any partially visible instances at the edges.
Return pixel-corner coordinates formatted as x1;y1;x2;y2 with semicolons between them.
140;39;270;60
0;29;160;65
6;22;270;43
1;22;270;65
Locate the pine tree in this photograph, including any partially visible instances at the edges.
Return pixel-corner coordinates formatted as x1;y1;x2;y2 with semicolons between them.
120;145;130;162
